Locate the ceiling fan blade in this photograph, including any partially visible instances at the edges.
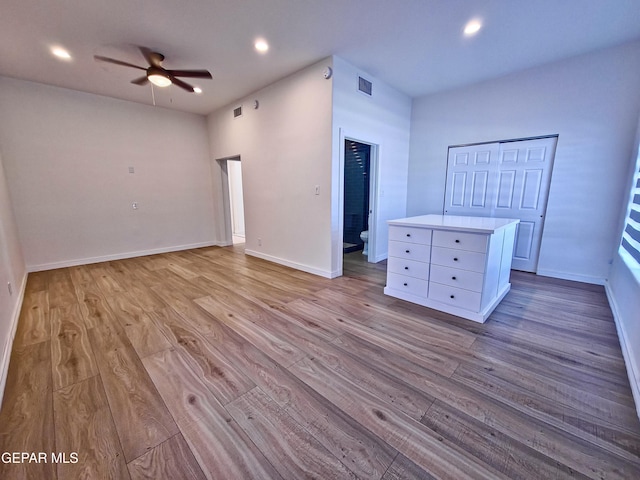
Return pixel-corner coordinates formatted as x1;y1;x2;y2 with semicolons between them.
166;69;212;79
139;46;163;67
131;76;149;86
94;55;146;70
168;75;195;93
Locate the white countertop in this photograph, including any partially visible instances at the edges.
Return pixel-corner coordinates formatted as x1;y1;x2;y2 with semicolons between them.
388;214;519;233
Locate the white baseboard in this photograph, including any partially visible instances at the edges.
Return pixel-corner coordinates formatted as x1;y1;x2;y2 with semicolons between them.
244;249;333;278
328;269;341;279
371;251;388;264
535;268;605;285
604;281;640;419
27;241;222;272
0;271;27;409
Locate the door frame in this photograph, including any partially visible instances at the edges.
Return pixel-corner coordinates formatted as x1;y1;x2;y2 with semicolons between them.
447;134;558;150
226;157;245;243
336;130;380;276
215;154;242;247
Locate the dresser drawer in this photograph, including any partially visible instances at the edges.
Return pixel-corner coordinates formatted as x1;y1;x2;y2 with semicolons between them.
428;282;481;312
388;241;431;262
389;226;432;245
387;257;430;280
431;246;486;273
432;230;488;253
386;273;428;297
430;264;484;292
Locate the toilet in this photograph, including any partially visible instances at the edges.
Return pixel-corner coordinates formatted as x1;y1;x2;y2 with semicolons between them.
360;230;369;255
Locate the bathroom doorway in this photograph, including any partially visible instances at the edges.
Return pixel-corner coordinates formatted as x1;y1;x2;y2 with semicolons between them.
343;139;372;256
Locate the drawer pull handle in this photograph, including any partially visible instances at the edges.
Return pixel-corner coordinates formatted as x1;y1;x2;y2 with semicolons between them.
453;257;458;261
455;239;460;243
451;276;456;280
404;266;409;270
450;295;455;299
406;250;410;253
406;233;411;237
403;283;408;286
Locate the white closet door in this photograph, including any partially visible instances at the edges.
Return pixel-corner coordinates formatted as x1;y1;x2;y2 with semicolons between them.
444;143;500;213
444;137;557;272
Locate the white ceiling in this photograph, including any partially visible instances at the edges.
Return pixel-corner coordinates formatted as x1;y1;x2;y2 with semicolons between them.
2;0;640;116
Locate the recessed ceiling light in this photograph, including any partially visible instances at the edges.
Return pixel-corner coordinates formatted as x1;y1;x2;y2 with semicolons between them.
193;87;203;94
51;46;71;60
463;19;482;36
254;39;269;53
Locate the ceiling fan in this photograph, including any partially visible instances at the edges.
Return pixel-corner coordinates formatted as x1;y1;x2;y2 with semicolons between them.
94;47;212;92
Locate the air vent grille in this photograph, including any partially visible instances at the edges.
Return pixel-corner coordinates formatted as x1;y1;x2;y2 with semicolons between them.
233;106;243;118
358;76;372;96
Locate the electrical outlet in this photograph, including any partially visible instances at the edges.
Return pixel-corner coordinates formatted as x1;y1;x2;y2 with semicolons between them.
7;282;12;296
315;185;320;195
258;238;262;246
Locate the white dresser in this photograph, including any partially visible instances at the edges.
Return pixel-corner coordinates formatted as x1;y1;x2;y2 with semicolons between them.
384;215;519;323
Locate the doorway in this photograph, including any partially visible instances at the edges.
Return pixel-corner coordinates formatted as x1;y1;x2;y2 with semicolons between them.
216;155;245;247
343;139;372;256
227;159;245;244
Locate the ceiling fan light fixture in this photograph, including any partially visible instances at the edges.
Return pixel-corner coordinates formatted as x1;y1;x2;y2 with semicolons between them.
94;48;211;93
148;73;172;87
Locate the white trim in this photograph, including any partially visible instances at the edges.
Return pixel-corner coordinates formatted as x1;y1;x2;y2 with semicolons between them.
215;155;243;247
336;131;381;277
605;280;640;419
27;241;222;272
618;248;640;284
0;271;27;408
335;128;346;278
371;251;387;264
245;249;335;279
535;268;605;286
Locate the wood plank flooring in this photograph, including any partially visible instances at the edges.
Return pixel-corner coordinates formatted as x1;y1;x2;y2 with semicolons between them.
1;246;639;479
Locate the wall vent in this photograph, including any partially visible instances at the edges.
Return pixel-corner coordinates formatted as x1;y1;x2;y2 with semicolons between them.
233;106;243;118
358;76;372;96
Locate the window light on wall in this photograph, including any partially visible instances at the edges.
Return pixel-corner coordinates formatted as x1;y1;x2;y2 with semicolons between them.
620;147;640;268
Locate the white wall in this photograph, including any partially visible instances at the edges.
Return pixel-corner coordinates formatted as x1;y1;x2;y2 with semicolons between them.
606;116;640;418
0;77;217;271
0;148;27;407
207;59;334;277
407;40;640;284
331;56;412;273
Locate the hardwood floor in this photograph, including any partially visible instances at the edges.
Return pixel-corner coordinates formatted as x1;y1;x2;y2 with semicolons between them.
1;246;639;479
